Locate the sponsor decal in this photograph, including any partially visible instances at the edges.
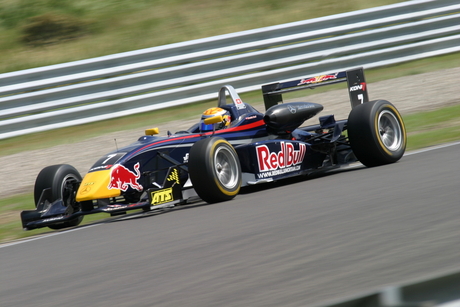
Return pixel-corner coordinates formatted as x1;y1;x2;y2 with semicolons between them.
349;82;366;92
167;168;180;185
297;103;316;110
235;98;246;110
107;162;143;192
105;204;129;211
151;188;173;205
42;216;66;223
80;186;92;195
286;103;317;114
257;166;301;179
256;142;306;172
183;153;189;163
90;165;113;172
298;73;338;85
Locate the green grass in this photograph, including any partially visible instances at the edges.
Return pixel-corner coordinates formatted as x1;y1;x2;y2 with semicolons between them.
0;0;404;74
405;104;460;149
0;193;113;244
0;194;43;243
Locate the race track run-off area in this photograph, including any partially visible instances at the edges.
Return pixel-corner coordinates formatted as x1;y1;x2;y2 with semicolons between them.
1;142;460;307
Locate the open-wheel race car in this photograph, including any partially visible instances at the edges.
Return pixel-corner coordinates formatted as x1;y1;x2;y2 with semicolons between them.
21;68;406;230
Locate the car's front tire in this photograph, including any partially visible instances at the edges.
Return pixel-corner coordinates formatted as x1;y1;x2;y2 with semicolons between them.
189;137;242;203
34;164;84;229
347;100;406;167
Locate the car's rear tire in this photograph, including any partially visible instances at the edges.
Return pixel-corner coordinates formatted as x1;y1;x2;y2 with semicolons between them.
347;100;406;167
34;164;84;229
189;137;242;203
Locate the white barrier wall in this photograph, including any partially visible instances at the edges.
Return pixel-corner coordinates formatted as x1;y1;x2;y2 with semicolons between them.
0;0;459;139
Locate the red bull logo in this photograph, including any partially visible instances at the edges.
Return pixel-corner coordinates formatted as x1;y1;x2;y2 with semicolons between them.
298;73;338;85
256;142;306;172
108;162;143;192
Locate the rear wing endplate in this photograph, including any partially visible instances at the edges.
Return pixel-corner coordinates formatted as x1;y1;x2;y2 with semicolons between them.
262;67;369;110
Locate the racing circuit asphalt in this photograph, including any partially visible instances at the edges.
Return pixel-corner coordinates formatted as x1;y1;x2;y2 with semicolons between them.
1;143;460;307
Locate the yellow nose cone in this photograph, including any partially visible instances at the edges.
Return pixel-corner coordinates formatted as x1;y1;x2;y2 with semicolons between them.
76;170;121;202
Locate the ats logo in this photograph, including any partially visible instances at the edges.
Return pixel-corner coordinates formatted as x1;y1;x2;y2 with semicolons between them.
151;188;173;205
256;142;306;172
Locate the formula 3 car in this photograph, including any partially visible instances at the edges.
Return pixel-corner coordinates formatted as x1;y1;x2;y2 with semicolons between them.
21;68;406;230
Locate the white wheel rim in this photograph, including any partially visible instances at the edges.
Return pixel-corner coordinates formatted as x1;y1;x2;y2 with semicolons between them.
214;146;238;189
378;110;402;151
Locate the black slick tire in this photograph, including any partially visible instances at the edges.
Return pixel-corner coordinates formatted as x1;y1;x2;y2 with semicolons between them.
188;137;242;203
347;100;406;167
34;164;84;229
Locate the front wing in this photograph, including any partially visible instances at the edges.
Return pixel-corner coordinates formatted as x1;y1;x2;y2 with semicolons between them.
21;166;187;230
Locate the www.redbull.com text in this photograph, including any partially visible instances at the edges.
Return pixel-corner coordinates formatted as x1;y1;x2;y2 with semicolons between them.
256;142;306;175
257;165;301;179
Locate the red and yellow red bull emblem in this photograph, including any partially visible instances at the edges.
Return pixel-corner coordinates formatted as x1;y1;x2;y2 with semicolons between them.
297;73;338;85
108;162;143;192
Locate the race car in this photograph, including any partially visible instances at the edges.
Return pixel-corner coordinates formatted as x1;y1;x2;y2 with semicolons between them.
21;68;406;230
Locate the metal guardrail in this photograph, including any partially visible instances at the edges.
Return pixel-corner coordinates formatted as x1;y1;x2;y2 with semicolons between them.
0;0;459;139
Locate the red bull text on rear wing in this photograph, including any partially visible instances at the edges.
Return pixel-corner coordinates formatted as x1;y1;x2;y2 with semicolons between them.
262;67;369;111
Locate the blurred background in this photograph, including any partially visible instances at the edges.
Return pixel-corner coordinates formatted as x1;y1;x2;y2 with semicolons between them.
1;2;460;306
0;0;403;73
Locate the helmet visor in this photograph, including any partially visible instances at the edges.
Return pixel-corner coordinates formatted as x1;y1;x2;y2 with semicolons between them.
200;122;214;131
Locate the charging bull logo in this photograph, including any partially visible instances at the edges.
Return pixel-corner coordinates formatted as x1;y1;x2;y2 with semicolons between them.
256;142;306;172
108;162;143;192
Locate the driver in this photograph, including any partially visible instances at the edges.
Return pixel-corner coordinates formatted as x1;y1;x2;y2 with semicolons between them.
200;107;231;131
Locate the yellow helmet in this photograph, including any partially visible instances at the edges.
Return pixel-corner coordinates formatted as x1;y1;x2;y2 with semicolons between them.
200;107;231;131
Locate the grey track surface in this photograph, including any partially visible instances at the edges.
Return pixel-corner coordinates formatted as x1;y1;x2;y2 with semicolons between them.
1;67;460;198
1;144;460;307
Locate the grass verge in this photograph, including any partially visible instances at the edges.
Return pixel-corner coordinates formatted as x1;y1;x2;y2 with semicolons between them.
405;104;460;149
0;0;403;74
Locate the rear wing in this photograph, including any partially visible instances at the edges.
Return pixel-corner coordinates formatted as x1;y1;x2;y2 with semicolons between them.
262;67;369;111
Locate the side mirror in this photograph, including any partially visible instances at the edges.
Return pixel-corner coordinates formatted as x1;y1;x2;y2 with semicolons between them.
145;127;160;135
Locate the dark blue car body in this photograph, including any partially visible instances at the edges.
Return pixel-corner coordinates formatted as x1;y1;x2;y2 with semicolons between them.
21;68;406;230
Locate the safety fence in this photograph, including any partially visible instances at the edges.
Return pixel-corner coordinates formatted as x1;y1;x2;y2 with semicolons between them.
0;0;459;139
